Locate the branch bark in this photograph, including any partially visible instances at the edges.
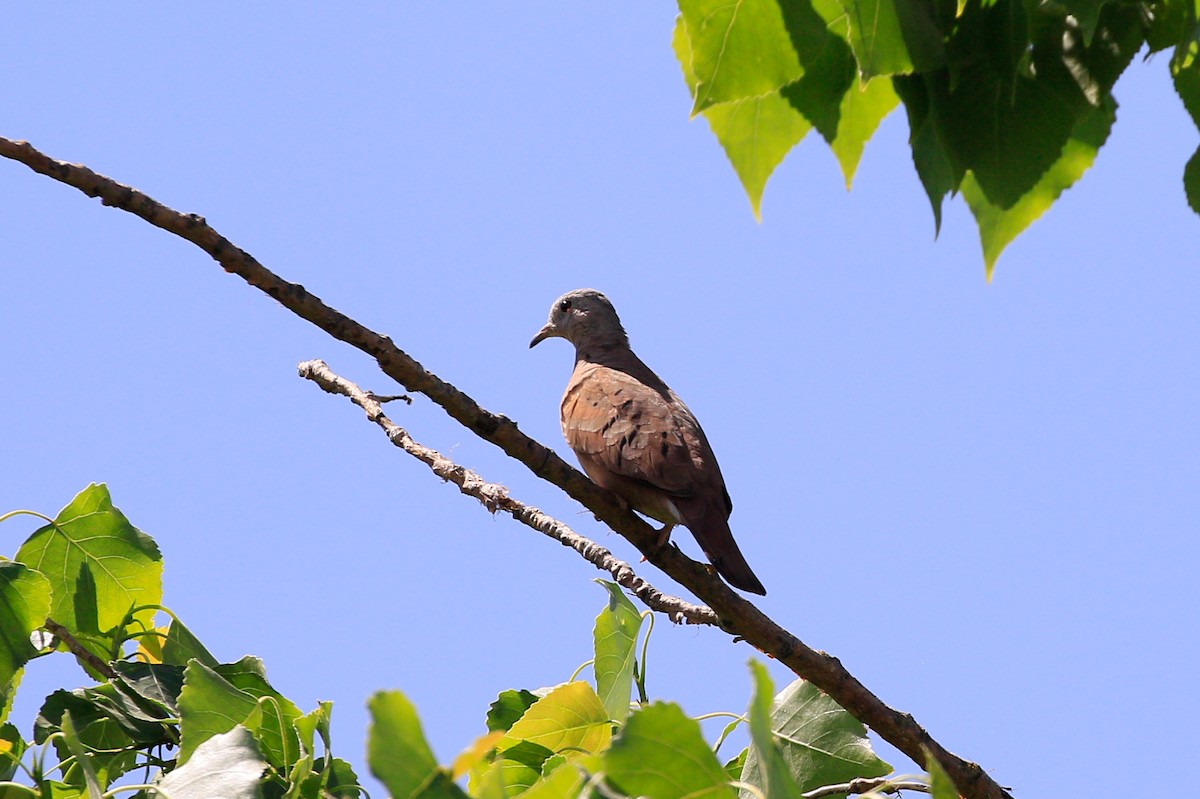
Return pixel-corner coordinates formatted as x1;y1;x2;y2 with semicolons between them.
0;137;1012;799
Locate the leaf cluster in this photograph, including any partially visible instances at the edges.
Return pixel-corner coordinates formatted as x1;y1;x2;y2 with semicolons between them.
674;0;1200;273
1;486;945;799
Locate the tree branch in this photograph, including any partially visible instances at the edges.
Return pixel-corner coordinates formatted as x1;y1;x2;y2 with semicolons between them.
42;618;118;681
0;137;1012;799
803;776;931;798
297;358;717;625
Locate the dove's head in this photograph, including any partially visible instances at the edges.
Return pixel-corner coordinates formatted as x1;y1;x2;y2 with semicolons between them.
530;288;628;350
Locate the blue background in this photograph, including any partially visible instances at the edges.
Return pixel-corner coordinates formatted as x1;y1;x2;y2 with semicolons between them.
3;5;1197;797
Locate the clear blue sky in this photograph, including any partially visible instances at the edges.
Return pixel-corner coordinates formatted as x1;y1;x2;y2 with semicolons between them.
3;5;1197;797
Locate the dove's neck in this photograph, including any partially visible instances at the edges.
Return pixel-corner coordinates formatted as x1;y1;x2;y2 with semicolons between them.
573;337;630;366
571;326;629;363
574;339;672;395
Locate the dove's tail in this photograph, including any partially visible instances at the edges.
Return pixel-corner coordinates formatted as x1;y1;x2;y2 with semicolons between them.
710;538;767;595
687;510;766;595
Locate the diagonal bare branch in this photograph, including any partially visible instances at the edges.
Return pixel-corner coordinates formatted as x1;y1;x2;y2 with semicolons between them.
0;136;1012;799
297;358;718;625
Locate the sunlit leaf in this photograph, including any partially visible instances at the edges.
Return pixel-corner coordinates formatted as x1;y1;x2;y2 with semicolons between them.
0;723;25;782
157;726;266;799
830;74;900;186
368;690;466;799
592;581;644;722
499;682;611;757
517;757;587;799
15;485;162;645
677;0;805;113
178;660;260;764
162;617;218;668
741;664;890;797
452;730;504;780
675;16;813;218
605;702;736;799
741;664;803;799
0;563;51;715
838;0;944;77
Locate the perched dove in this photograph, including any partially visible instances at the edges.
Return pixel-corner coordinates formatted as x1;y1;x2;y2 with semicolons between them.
530;288;766;595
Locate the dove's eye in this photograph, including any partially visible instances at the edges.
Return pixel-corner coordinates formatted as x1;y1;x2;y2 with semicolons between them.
558;299;572;312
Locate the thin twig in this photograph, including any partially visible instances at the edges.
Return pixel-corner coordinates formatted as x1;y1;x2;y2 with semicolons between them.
804;776;931;798
0;137;1012;799
298;359;716;625
42;618;117;680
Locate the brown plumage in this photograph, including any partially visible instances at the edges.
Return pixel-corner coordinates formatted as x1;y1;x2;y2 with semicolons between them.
530;288;766;595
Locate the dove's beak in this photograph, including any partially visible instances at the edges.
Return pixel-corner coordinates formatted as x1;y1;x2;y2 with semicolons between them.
529;323;556;348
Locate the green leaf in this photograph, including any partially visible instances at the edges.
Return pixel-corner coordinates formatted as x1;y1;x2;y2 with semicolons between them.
36;687;161;785
838;0;944;78
0;562;52;709
368;690;466;799
925;748;958;799
111;661;183;718
829;74;900;186
592;581;644;723
1146;0;1192;52
1172;32;1200;214
779;0;858;142
162;617;219;668
28;784;84;799
605;702;736;799
70;563;99;638
58;711;103;799
941;1;1137;211
498;681;612;757
963;96;1115;276
892;73;960;232
675;16;813;219
315;756;361;799
516;757;586;799
157;726;267;799
1056;0;1109;44
0;669;22;728
0;723;27;782
479;739;555;796
1184;149;1200;215
178;660;260;764
176;657;303;771
741;663;803;799
486;689;539;733
678;0;805;113
941;56;1081;209
712;95;816;219
724;748;748;781
741;666;890;797
245;694;302;771
15;485;162;645
214;657;303;721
